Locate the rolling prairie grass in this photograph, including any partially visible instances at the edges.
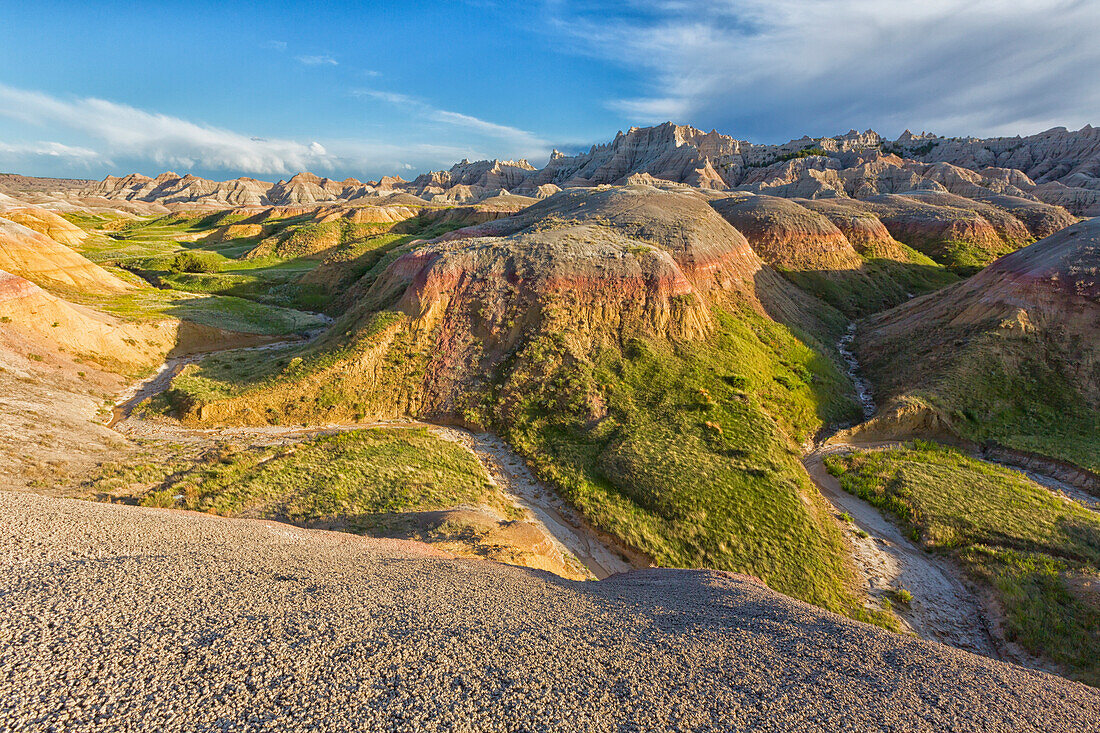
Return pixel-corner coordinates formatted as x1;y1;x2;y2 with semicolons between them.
58;213;330;334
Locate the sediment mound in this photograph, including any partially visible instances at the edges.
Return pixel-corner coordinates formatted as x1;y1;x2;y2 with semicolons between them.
0;217;131;294
0;207;88;247
0;270;174;371
165;184;870;617
201;223;266;243
709;194;863;271
797;197;911;259
188;185;790;423
858;217;1100;470
856;194;1022;269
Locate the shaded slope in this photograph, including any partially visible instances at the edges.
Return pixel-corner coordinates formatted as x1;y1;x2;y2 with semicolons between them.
710;194;959;316
856;217;1100;472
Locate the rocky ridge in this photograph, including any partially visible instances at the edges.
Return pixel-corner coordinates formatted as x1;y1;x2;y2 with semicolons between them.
20;122;1089;217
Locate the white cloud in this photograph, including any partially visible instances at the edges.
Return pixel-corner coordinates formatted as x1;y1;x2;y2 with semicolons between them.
0;83;334;175
295;55;338;66
0;83;511;179
430;110;536;142
352;89;420;107
553;0;1100;140
262;40;287;51
0;140;103;161
0;141;107;173
352;89;550;160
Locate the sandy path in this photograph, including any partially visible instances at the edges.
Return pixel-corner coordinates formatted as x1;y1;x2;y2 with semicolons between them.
803;447;999;657
431;427;641;579
109;362;639;580
801;326;999;657
807;325;1100;661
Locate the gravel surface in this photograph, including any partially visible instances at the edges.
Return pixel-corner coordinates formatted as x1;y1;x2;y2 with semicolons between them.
2;492;1098;732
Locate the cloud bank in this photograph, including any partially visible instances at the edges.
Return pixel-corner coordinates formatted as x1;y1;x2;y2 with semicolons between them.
0;84;334;175
553;0;1100;140
0;83;548;179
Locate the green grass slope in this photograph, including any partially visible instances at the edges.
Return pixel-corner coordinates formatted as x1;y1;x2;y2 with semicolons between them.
858;218;1100;474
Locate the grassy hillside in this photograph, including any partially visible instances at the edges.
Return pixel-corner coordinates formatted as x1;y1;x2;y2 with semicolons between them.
53;214;330;335
166;302;888;623
132;428;507;522
85;427;599;575
912;328;1099;473
858;218;1100;474
156;185;916;624
826;441;1100;684
481;307;871;615
859;306;1100;475
72;211;472;314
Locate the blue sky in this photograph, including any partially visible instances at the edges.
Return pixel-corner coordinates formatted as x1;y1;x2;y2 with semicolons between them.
1;0;1098;182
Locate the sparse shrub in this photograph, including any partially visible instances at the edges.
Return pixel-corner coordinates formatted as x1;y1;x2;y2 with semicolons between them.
723;374;750;390
169;251;220;273
839;511;852;523
0;316;10;323
774;374;799;389
140;489;178;508
27;353;43;361
824;457;846;477
894;588;913;604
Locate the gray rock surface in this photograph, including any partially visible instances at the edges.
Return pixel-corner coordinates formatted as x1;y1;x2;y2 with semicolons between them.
1;490;1097;732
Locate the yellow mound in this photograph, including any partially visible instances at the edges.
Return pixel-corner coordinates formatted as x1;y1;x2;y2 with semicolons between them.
201;224;265;243
0;217;131;294
0;270;172;371
0;208;88;248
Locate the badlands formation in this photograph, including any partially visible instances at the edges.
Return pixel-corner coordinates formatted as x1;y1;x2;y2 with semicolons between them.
1;122;1100;729
39;122;1100;217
